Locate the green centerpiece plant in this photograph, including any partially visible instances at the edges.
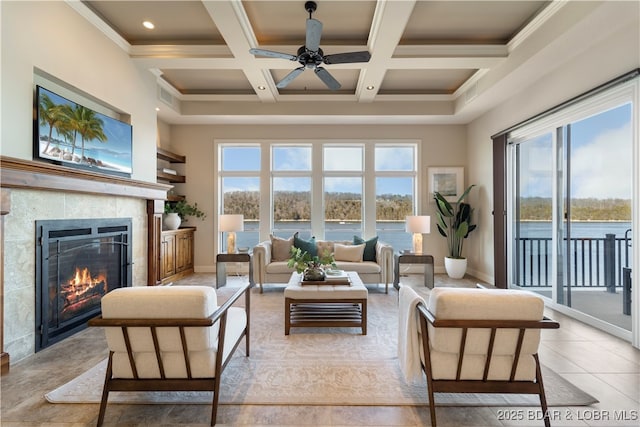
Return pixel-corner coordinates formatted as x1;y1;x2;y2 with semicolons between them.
287;247;337;281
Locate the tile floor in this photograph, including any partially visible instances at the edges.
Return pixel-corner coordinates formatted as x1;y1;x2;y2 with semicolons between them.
1;274;638;426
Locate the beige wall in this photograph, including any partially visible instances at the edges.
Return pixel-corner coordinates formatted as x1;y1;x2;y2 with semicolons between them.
0;1;161;362
0;1;158;183
168;124;467;272
466;2;640;283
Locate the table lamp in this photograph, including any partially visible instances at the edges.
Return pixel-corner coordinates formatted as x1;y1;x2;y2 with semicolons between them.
219;214;244;254
405;215;430;254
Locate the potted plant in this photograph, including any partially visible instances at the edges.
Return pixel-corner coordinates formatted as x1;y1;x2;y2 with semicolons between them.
163;200;206;230
287;247;337;281
434;185;477;279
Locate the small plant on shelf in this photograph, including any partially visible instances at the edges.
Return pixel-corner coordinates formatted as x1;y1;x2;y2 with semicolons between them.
164;200;206;222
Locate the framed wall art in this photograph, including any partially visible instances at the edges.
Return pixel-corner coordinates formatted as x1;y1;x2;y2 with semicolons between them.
428;167;464;202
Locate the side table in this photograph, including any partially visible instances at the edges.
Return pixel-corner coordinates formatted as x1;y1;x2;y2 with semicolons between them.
394;253;434;290
216;252;254;289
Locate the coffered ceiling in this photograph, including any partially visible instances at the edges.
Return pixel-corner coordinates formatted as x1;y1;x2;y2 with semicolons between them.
70;0;575;125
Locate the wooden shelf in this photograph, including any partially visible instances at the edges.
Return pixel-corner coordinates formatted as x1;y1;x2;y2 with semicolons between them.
157;171;186;183
156;148;185;163
167;194;185;202
156;148;186;184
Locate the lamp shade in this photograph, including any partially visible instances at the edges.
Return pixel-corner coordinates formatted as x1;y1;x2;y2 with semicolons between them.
219;214;244;232
405;215;431;234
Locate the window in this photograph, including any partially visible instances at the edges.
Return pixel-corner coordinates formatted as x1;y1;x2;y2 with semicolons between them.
507;79;636;336
324;145;363;240
375;145;417;251
272;145;313;238
217;141;419;249
219;146;260;250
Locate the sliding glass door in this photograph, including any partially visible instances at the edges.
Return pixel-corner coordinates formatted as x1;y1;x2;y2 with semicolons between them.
509;97;634;336
561;104;633;330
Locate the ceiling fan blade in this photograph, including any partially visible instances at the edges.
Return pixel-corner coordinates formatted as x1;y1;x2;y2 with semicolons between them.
324;51;371;64
305;18;323;52
276;67;305;89
314;67;341;91
249;48;297;61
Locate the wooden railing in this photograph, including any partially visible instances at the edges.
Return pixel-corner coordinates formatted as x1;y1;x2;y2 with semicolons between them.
514;232;632;290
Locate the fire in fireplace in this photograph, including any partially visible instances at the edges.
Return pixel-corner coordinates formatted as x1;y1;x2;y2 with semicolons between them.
35;218;132;351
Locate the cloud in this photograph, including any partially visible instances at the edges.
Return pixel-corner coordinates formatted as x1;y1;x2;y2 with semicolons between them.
223;177;260;192
571;121;631;199
324;147;363;171
273;177;311;192
274;147;311;170
520;120;631;200
324;177;362;193
375;147;414;171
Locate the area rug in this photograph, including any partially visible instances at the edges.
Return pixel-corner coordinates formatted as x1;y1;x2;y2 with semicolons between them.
46;284;598;407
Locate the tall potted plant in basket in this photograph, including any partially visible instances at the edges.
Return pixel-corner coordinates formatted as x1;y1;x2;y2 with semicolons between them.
434;185;477;279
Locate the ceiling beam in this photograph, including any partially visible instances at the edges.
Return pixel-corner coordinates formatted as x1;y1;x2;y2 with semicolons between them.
201;0;277;102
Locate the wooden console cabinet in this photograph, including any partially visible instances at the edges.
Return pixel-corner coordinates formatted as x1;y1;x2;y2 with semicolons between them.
160;227;195;284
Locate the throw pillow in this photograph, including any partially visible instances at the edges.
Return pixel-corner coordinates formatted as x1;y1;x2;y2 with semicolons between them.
293;232;317;257
270;234;294;261
334;243;365;262
354;235;378;262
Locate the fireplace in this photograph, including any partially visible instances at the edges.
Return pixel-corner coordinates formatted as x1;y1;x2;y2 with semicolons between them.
35;218;132;351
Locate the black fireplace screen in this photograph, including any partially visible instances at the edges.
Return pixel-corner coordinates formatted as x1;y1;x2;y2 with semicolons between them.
35;218;132;351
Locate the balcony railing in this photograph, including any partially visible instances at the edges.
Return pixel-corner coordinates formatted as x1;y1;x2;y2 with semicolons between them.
514;231;632;290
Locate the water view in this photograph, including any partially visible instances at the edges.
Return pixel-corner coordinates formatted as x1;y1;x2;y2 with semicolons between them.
233;221;632;258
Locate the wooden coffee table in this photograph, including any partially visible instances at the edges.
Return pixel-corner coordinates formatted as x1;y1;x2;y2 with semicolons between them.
284;271;368;335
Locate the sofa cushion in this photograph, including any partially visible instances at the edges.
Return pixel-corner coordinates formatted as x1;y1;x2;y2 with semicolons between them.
265;261;297;274
316;240;335;257
271;234;294;261
334;243;365;262
293;232;317;256
265;260;381;275
426;288;544;378
353;235;378;262
101;286;237;379
334;261;381;274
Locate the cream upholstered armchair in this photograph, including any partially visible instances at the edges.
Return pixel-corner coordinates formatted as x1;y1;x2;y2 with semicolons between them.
399;286;559;427
89;283;250;427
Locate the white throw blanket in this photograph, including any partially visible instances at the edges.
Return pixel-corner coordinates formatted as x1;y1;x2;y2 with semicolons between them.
397;286;426;384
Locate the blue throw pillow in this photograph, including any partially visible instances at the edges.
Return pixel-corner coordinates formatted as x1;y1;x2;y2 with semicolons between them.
294;232;317;257
353;235;378;262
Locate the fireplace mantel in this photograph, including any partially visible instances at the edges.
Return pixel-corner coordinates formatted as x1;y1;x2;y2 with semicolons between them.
1;156;170;373
0;156;170;199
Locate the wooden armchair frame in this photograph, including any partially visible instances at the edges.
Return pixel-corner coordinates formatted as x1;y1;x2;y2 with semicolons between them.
88;282;251;427
416;302;559;427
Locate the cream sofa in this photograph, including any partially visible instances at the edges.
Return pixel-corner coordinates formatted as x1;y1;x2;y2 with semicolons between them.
252;237;394;293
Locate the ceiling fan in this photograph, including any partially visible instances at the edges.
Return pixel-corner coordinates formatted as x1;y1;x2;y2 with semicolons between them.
248;1;371;91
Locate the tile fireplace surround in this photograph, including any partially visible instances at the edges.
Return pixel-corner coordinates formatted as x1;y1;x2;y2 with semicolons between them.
0;156;169;369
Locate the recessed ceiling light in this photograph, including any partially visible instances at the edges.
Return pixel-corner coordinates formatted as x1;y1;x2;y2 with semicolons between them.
257;85;266;91
155;107;160;112
366;85;375;90
143;21;155;30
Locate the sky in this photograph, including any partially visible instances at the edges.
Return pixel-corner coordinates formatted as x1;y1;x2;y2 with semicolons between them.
520;102;632;200
222;145;415;195
222;103;633;201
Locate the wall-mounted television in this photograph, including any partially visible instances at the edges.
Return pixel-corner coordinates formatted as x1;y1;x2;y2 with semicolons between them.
34;85;133;177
